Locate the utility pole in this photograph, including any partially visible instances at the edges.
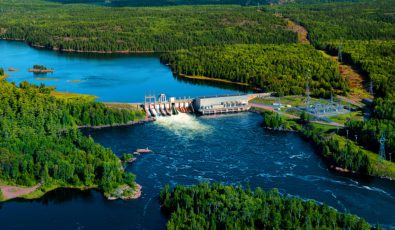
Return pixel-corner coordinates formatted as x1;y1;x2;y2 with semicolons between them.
338;44;343;62
369;79;374;96
379;134;386;160
305;76;311;106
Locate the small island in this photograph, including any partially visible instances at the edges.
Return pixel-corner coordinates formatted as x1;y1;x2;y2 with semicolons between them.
28;64;54;73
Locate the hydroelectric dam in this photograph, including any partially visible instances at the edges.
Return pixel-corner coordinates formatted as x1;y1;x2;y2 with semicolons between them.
143;93;270;117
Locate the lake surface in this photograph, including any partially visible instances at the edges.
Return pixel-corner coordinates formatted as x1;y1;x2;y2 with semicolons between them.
1;41;245;102
1;41;395;229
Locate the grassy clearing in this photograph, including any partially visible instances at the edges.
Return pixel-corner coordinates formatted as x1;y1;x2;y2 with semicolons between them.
332;135;395;180
329;111;363;125
310;123;338;132
250;95;328;107
50;91;97;101
104;103;143;111
22;184;96;200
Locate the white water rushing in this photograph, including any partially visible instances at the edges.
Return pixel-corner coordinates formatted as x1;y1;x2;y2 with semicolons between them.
154;113;211;138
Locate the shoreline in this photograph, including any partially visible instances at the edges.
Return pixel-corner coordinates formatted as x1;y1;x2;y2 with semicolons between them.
107;183;142;200
254;110;395;181
78;117;155;129
178;74;250;87
0;182;143;202
1;38;158;54
28;68;55;73
0;183;98;202
175;73;262;91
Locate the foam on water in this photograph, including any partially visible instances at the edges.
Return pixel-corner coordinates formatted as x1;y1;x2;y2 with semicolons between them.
154;113;211;137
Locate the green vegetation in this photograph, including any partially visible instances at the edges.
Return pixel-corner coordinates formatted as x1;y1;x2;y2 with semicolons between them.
33;64;49;70
269;0;395;165
329;111;363;125
120;153;134;163
347;119;394;157
49;0;264;7
257;107;395;179
272;0;395;99
251;95;329;107
325;40;394;99
0;79;144;200
0;68;4;76
50;91;97;101
160;183;372;229
0;0;296;52
260;110;300;131
162;44;348;97
303;127;372;174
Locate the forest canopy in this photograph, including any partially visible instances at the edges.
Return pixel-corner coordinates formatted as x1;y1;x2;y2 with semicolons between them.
161;44;348;97
0;79;144;198
160;183;372;229
0;0;296;52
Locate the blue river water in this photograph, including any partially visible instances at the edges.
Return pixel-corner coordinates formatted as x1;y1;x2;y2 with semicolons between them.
1;40;245;102
0;41;394;229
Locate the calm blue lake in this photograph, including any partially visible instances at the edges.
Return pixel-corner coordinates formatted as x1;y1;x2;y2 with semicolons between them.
0;41;394;229
1;40;246;102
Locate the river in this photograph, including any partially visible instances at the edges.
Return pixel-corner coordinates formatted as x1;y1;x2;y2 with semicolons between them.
0;41;394;229
0;40;246;102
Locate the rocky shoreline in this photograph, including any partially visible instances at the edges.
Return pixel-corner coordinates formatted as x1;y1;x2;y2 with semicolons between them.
107;183;142;200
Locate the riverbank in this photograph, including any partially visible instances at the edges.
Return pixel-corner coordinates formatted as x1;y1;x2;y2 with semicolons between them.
25;40;157;54
0;182;98;202
178;74;251;87
0;181;143;202
254;107;395;181
78;117;155;129
107;183;142;200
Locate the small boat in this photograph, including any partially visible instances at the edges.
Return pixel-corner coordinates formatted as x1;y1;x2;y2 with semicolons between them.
136;147;153;153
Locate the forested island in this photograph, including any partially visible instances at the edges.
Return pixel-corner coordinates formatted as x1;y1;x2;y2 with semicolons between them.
0;77;145;201
161;183;373;229
28;64;54;73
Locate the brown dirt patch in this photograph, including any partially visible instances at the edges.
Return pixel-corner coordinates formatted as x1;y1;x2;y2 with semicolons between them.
1;184;41;200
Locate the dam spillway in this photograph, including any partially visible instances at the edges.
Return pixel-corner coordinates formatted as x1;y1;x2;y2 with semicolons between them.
143;93;270;117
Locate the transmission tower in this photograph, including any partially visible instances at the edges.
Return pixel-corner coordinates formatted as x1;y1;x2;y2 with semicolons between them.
338;44;343;62
379;134;386;160
369;79;374;95
305;78;311;106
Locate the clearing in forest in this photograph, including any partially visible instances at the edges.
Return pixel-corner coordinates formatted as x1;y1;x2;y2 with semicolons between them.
0;184;41;201
320;51;372;103
279;15;371;103
286;20;310;44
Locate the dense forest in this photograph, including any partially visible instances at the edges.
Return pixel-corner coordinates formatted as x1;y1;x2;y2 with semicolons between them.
269;0;395;162
274;1;394;99
0;0;296;52
0;79;144;198
47;0;366;7
161;44;348;97
160;183;372;229
49;0;266;6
